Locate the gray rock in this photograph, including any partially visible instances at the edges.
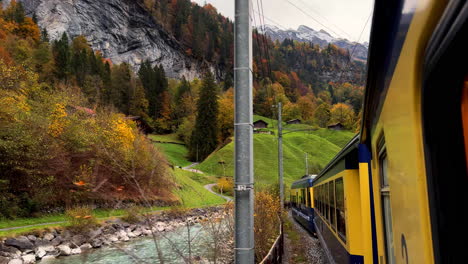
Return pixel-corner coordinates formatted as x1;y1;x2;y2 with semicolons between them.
90;239;102;248
107;235;118;243
21;254;35;264
25;237;35;243
119;235;129;242
21;249;33;255
36;245;55;253
0;244;21;258
7;259;22;264
79;243;92;250
88;228;102;239
0;256;9;264
34;248;46;259
132;230;142;237
40;255;56;261
5;237;34;250
57;245;71;256
50;237;62;247
70;248;81;255
71;235;86;247
42;233;54;241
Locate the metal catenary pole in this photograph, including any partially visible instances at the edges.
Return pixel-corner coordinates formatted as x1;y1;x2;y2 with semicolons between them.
278;102;284;210
234;0;254;263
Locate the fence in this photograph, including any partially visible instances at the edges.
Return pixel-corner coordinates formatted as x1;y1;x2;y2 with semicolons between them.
259;222;284;264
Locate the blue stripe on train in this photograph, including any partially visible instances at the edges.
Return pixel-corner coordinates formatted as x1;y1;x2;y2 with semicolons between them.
291;206;316;233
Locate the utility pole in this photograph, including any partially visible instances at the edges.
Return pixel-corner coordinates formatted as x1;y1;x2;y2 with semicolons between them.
234;0;254;263
278;102;284;210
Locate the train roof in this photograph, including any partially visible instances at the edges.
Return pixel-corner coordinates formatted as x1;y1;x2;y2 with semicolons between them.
291;175;317;189
313;134;360;185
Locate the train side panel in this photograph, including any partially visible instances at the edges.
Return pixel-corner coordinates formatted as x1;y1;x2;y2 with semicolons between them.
368;1;448;263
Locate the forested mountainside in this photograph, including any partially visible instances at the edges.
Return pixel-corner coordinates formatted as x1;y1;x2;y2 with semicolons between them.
12;0;365;88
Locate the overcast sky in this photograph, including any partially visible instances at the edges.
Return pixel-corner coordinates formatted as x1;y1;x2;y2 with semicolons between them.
192;0;374;43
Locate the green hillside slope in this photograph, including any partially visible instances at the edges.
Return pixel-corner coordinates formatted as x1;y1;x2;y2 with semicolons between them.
195;129;355;186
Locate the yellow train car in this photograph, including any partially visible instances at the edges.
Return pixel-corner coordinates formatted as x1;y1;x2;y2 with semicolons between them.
291;0;468;263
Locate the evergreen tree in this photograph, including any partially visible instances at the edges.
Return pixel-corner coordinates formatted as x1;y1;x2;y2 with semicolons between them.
110;63;132;114
189;72;219;161
52;32;71;80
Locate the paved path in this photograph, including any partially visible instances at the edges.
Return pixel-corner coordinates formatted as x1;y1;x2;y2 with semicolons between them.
204;183;232;202
182;162;204;174
0;221;67;232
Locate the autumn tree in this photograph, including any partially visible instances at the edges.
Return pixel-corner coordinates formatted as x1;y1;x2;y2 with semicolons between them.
218;88;234;142
330;103;355;129
314;102;331;127
189;72;219;161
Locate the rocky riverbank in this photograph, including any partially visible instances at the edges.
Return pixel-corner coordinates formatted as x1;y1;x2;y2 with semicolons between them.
0;206;228;264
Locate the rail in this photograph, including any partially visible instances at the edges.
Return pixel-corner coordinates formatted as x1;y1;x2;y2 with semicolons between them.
259;222;284;264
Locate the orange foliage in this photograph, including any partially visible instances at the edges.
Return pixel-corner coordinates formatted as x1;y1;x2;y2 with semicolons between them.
16;17;40;41
0;46;13;65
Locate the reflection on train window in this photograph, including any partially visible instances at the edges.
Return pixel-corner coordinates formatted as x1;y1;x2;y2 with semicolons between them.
329;181;336;230
380;147;396;264
335;178;346;241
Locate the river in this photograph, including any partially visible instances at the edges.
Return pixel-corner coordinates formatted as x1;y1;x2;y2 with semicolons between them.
43;224;213;264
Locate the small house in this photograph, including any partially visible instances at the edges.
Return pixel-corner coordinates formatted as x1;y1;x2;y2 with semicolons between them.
253;120;268;129
327;123;344;130
286;119;301;125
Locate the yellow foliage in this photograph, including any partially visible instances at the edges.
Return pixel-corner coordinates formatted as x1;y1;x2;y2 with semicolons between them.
254;191;281;260
48;103;68;137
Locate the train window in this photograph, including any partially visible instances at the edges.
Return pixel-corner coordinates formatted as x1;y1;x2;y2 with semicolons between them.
325;183;330;222
335;178;346;241
329;181;336;230
379;144;396;264
306;188;311;207
301;189;306;205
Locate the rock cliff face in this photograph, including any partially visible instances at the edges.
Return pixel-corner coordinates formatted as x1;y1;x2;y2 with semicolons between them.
10;0;212;79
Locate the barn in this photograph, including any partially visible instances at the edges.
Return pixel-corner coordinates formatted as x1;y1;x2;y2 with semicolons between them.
253;120;268;129
327;123;344;130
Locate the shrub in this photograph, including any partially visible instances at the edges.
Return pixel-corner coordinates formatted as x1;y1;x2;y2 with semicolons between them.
120;206;143;224
65;206;98;232
165;206;187;219
214;177;233;196
254;191;281;261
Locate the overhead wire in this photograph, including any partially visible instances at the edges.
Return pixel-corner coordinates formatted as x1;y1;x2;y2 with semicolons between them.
336;11;372;84
256;0;274;81
250;0;267;79
294;0;353;40
284;0;343;40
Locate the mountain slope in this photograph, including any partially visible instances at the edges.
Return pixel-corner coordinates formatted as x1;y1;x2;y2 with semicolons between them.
13;0;212;79
195;129;355;186
261;25;368;61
